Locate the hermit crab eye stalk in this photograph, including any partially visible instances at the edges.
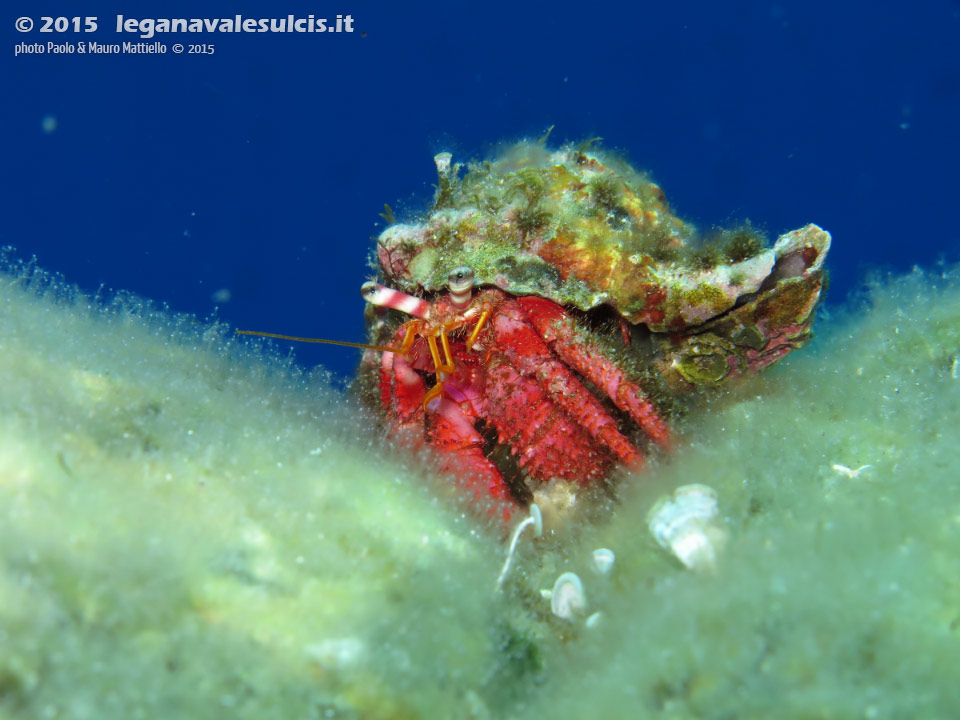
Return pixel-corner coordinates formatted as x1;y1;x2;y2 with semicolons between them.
447;265;475;309
360;281;379;301
448;265;474;291
360;281;430;319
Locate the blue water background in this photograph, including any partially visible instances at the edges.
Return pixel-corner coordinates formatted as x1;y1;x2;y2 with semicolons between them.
6;1;960;379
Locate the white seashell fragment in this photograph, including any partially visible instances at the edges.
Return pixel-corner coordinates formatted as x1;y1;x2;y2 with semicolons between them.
585;611;603;628
647;484;727;571
591;548;615;575
434;152;453;174
550;572;586;620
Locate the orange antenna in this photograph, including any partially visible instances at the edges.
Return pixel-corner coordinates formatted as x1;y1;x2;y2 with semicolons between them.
234;281;428;353
235;330;394;353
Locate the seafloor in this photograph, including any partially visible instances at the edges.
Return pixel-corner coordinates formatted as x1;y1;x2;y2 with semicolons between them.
1;255;958;718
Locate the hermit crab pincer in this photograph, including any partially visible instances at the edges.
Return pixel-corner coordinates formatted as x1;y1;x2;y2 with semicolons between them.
357;141;830;521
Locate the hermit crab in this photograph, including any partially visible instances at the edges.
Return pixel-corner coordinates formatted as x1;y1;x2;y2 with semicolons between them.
241;140;830;522
355;141;830;520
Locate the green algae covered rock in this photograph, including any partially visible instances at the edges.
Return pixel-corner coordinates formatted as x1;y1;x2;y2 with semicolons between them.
516;267;960;719
0;258;506;718
2;254;960;718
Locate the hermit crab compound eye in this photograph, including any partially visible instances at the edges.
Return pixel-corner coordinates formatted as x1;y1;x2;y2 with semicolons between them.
448;265;474;291
447;266;475;308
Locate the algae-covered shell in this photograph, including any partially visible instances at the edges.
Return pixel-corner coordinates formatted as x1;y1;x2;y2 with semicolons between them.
653;223;831;389
376;142;830;332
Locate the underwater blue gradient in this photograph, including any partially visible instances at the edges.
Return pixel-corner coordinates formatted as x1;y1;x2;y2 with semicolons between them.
6;1;960;379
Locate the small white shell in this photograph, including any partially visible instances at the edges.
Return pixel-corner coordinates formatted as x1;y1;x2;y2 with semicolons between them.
585;611;603;629
647;484;727;571
434;151;453;174
550;572;586;620
591;548;615;575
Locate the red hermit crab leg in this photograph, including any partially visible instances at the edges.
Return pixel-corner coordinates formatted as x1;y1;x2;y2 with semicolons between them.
492;301;644;470
381;348;428;441
430;395;513;511
518;296;671;451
